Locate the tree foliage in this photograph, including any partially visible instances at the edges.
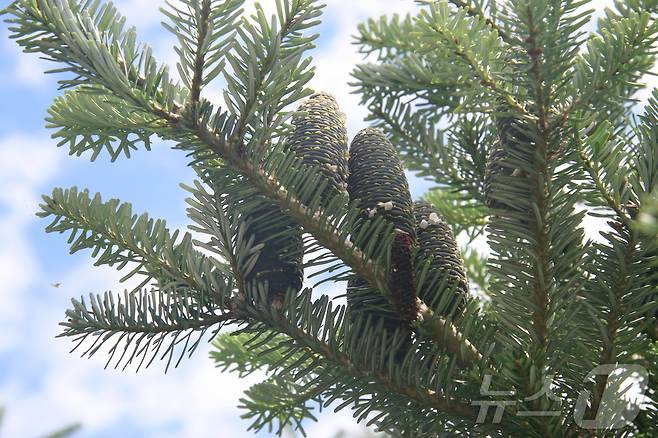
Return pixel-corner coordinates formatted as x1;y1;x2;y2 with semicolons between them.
3;0;658;436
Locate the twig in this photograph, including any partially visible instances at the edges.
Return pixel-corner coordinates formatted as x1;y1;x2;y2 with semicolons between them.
446;0;511;44
579;152;634;231
189;0;212;105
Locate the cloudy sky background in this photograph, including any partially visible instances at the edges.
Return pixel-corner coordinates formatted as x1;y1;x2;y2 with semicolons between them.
0;0;646;437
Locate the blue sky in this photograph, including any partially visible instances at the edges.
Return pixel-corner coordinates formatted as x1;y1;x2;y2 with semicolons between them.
0;0;641;437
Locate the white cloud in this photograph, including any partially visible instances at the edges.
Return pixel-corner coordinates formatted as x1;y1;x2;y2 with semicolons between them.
0;134;63;350
0;226;35;350
113;0;179;31
0;255;264;437
306;408;378;438
0;135;60;186
0;34;51;88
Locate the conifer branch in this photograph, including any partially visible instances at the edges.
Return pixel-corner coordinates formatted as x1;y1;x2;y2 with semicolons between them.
445;0;510;43
7;0;658;434
564;10;658;124
216;290;490;431
239;375;327;434
61;288;236;371
12;0;480;372
46;86;166;161
524;5;551;354
587;232;638;422
579;152;634;230
416;3;529;118
189;122;483;367
38;187;224;295
161;0;243;105
417;301;482;367
190;1;212;105
258;302;482;423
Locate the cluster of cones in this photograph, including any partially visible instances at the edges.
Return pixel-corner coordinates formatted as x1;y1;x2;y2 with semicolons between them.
241;92;470;347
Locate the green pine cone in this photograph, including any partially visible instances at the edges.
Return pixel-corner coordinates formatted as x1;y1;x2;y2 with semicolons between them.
346;276;412;362
288;92;349;201
483;139;508;210
484;117;531;213
346;128;417;350
414;201;468;316
346;277;409;331
347;127;415;238
389;229;418;323
238;93;348;307
241;197;304;307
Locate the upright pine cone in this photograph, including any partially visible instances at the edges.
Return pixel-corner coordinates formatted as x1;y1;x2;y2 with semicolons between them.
348;128;416;238
389;229;417;323
414;201;469;316
287;92;349;202
241;198;304;308
484;117;531;213
347;128;418;348
240;93;349;307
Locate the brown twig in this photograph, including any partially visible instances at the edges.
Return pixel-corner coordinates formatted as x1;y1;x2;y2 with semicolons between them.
446;0;511;44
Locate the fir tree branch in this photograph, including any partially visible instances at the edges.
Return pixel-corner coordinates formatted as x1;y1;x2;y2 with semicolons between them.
578;96;658;418
579;152;634;230
6;0;188;112
563;10;658;126
65;294;234;336
483;5;592;430
213;332;329;435
415;2;529;118
445;0;510;43
587;231;638;422
46;86;166;161
239;375;327;435
5;3;484;375
189;123;483;367
213;289;492;432
354;13;418;60
61;289;235;371
161;0;243;103
9;0;483;375
416;301;482;368
524;5;551;354
38;187;227;297
220;0;320;144
8;0;658;434
630;88;658;197
184;179;267;299
252;300;481;423
187;180;481;422
190;0;212;104
213;328;492;434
